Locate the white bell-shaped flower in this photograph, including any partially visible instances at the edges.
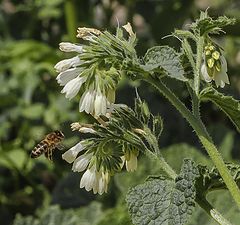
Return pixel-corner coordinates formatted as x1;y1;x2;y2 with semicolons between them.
201;43;230;88
61;76;87;100
56;67;82;86
94;89;108;116
80;165;98;192
62;142;86;163
72;152;93;172
201;56;229;88
59;42;83;53
54;56;81;73
79;87;96;114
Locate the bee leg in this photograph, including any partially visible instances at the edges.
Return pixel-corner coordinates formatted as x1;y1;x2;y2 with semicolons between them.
44;149;53;161
48;149;53;161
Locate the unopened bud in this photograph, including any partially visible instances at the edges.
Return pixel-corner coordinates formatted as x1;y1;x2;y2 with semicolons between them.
133;128;146;135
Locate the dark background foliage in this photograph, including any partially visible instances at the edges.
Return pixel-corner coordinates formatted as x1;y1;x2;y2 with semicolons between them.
1;0;240;224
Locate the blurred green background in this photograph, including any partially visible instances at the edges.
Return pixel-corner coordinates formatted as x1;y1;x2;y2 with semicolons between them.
1;0;240;224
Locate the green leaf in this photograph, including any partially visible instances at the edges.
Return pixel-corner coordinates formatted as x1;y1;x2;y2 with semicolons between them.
197;162;240;194
142;46;187;81
200;87;240;132
126;159;199;225
191;12;235;36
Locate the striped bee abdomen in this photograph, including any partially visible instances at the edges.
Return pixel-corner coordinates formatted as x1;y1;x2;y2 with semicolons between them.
30;141;49;158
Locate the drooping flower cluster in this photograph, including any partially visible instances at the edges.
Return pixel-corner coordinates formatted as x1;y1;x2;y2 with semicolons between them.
62;141;110;195
201;42;229;88
62;139;139;195
62;121;140;195
58;25;150;195
54;28;119;117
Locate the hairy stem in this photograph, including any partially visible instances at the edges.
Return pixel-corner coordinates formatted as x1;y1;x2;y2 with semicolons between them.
186;83;201;119
195;36;204;95
182;39;196;74
196;195;233;225
145;77;240;209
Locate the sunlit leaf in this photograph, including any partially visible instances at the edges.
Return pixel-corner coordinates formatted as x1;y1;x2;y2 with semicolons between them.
142;46;187;81
126;159;199;225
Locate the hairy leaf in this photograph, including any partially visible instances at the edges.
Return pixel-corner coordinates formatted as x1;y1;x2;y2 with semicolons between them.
200;87;240;132
142;46;187;81
191;12;235;35
126;159;199;225
197;162;240;194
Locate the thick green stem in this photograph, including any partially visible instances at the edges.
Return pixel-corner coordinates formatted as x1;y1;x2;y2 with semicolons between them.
182;38;201;119
186;83;201;119
159;156;177;179
196;195;233;225
145;77;240;209
192;93;201;119
64;0;77;42
182;39;196;74
195;36;204;95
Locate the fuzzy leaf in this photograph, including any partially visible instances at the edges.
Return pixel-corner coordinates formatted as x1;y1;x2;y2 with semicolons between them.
142;46;187;81
191;13;235;35
126;159;199;225
200;87;240;132
197;162;240;194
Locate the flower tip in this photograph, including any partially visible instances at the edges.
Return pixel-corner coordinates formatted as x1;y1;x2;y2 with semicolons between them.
122;22;134;36
71;122;81;131
76;27;101;40
59;42;83;53
62;152;75;164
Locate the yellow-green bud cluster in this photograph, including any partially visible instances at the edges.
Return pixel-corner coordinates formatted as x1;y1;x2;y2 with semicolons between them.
204;43;222;78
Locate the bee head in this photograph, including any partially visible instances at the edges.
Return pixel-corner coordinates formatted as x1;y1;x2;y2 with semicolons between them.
55;130;65;138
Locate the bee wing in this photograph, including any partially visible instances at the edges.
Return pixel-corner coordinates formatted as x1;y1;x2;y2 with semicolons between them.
55;143;65;151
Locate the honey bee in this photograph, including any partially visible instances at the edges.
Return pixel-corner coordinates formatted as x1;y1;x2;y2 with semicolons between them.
31;130;65;161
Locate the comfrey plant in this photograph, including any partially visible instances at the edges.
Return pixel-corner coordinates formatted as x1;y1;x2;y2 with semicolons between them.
55;11;240;225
